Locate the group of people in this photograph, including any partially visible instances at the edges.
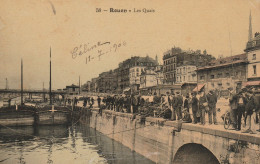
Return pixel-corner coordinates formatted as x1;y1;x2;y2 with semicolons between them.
228;87;260;133
102;94;142;113
160;90;218;125
75;87;259;133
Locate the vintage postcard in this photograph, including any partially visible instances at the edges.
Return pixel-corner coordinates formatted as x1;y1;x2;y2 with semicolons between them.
0;0;260;164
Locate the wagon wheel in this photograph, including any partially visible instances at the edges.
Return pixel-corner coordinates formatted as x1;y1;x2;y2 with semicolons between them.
224;112;231;130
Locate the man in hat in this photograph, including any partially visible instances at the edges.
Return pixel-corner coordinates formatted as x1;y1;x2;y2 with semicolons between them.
243;90;255;133
198;90;207;125
191;92;199;124
175;91;183;120
228;87;239;130
97;96;101;108
207;90;218;125
132;92;140;113
171;93;177;121
236;88;248;131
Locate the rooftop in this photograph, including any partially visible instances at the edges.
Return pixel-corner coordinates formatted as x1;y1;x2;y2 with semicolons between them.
197;53;248;71
245;32;260;52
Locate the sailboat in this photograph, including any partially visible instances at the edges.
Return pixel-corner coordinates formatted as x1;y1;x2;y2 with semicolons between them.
35;47;71;126
0;59;35;127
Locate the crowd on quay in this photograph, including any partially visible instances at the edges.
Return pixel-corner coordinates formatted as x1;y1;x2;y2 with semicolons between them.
65;87;259;134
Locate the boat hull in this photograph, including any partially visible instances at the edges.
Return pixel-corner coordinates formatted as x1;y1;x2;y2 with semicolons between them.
36;111;70;125
0;112;35;127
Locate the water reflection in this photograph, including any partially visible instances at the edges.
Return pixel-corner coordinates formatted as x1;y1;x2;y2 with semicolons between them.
0;124;154;164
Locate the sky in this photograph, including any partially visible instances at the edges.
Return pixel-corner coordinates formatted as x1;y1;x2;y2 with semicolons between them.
0;0;260;90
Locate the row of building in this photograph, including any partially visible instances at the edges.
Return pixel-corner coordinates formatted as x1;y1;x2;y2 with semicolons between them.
81;13;259;96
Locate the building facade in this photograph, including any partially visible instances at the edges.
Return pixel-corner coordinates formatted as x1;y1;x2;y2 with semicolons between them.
244;12;260;83
163;49;178;84
163;47;215;84
197;53;248;96
90;77;98;92
116;56;158;92
96;69;118;93
65;84;80;95
129;56;158;91
176;65;197;84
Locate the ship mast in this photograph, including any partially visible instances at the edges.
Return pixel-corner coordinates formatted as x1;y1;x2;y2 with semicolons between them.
79;76;81;95
49;47;52;105
21;59;23;105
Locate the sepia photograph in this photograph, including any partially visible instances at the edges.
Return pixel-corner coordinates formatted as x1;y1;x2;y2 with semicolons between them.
0;0;260;163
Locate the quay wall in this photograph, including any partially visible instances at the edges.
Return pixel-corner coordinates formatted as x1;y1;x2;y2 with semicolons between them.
81;109;260;164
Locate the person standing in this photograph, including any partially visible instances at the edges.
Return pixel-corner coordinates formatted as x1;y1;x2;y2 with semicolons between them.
132;93;140;113
120;95;124;112
191;92;199;124
87;97;91;107
243;90;255;133
83;97;87;108
207;90;218;125
228;87;238;130
126;95;131;113
175;92;183;120
237;90;248;131
167;92;172;108
110;96;114;111
198;91;207;125
97;96;101;108
184;94;190;112
90;97;94;108
171;93;177;121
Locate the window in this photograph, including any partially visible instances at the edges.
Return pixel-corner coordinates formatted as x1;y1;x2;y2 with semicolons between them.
136;68;139;72
225;73;230;77
217;73;222;78
136;73;139;76
235;71;240;77
177;77;179;82
200;76;204;80
183;67;186;73
253;65;257;75
183;76;185;81
180;77;182;82
252;54;256;60
210;75;215;79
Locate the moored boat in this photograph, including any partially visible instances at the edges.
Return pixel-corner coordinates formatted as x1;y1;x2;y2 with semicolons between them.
0;105;35;127
35;105;71;126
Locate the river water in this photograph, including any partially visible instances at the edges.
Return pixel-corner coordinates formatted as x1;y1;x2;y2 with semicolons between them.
0;124;154;164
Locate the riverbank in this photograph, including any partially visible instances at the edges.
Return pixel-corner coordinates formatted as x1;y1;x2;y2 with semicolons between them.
81;108;260;164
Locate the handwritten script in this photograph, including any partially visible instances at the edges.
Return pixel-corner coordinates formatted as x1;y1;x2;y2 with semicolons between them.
71;41;126;64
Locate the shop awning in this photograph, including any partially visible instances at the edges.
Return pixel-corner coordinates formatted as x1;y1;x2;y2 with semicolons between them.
243;81;260;86
193;84;205;92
